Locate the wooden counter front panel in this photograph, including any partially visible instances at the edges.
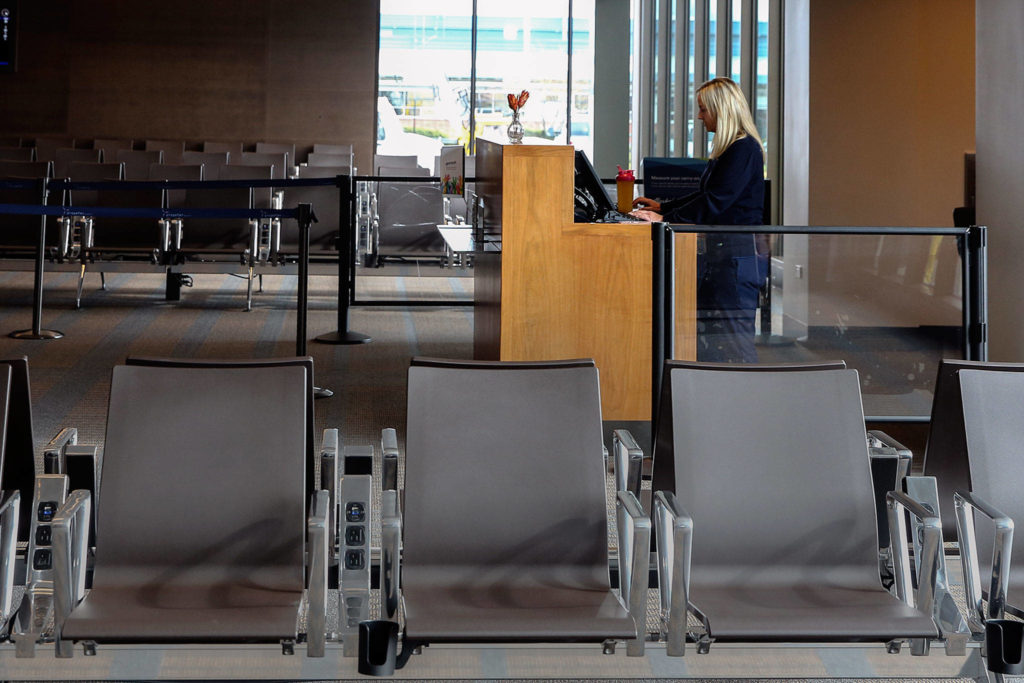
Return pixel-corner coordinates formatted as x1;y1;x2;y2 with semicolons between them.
474;141;695;420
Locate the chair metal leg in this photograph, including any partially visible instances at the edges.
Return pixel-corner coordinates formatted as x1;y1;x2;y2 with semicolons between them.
75;265;85;310
246;267;254;312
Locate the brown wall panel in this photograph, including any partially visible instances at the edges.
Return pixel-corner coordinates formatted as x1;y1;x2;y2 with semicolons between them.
0;0;378;169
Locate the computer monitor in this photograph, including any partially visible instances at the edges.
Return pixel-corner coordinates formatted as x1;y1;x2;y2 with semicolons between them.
573;150;615;221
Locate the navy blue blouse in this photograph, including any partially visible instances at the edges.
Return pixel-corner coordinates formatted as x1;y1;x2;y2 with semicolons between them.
659;135;765;226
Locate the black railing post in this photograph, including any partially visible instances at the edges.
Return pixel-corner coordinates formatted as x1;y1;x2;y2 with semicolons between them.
314;173;371;344
296;202;312;358
966;224;988;361
10;178;63;340
652;222;668;431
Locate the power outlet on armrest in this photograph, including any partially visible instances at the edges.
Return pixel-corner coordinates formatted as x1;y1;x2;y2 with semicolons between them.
339;449;373;656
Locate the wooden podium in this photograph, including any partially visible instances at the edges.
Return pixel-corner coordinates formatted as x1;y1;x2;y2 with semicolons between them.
472;140;696;421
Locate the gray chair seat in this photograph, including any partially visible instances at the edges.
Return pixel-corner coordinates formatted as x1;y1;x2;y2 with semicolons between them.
692;580;938;641
62;579;301;642
404;579;634;642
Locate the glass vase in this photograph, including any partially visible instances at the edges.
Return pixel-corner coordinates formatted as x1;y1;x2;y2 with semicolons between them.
507;111;524;144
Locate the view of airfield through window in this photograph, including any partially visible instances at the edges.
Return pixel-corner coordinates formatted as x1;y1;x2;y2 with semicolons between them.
378;0;595;165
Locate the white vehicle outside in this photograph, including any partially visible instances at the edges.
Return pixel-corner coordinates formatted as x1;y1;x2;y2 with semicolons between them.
376;96;443;170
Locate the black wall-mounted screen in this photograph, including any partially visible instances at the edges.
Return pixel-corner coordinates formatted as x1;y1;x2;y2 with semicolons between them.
0;3;17;73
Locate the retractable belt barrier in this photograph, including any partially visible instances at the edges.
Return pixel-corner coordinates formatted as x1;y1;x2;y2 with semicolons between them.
0;178;332;356
649;222;988;436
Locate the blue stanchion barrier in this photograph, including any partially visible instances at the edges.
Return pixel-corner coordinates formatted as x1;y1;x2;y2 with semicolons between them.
0;203;300;221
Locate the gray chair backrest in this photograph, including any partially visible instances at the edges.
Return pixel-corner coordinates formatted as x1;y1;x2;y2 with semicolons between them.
374;154;418;173
255;142;296;161
652;360;848;496
306;152;352;168
125;356;317;517
958;369;1024;578
0;160;52;179
0;357;38;541
923;359;1024;541
67;161;124;181
149;163;203;181
179;185;253;250
95;363;306;586
54;148;101;178
0;175;51;248
0;146;33;162
0;364;9;483
238;152;288;180
116;149;163;181
31;137;75;162
280;185;339;252
403;358;610;589
182;151;229;178
313;143;352;156
92;138;133;160
376;172;443;254
297;164;350;179
667;366;878;580
144;139;184;165
203;140;244;157
219;164;273;209
89;188;165;250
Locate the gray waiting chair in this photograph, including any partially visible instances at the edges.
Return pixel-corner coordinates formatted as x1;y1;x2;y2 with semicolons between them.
66;162;124;182
297;164;350;179
0;160;51;179
371;166;443;265
0;363;23;629
55;361;327;656
369;358;649;672
54;148;101;179
923;359;1024;543
255;142;296;164
182;150;229;179
953;369;1024;634
143;139;184;165
313;143;352;156
237;152;288;180
203;140;244;157
91;138;133;162
30;137;75;163
115;149;163;181
0;358;37;543
373;154;418;173
0;146;34;162
651;363;953;657
306;152;352;168
280;184;339;255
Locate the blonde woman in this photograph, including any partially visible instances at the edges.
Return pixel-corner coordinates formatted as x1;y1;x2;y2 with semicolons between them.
632;77;766;362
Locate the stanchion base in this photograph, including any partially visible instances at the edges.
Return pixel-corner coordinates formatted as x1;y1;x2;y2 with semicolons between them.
314;330;372;345
9;329;64;340
314;386;334;399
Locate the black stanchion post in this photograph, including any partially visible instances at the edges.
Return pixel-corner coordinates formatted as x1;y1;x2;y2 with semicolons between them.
314;173;370;344
295;202;333;398
652;222;667;434
966;224;988;361
10;178;63;340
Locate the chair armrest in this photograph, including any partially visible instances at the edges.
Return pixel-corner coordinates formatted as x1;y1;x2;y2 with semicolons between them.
381;428;399;492
381;489;402;621
43;427;78;472
954;489;1014;631
307;489;329;657
653;490;692;657
887;489;943;653
616;490;651;657
612;430;645;500
320;428;339;561
52;490;91;658
0;490;20;626
867;430;913;481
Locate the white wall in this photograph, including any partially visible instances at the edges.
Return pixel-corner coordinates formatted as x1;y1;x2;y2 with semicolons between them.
976;0;1024;360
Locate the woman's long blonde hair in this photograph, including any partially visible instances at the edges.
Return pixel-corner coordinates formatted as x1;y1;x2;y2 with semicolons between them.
698;77;763;159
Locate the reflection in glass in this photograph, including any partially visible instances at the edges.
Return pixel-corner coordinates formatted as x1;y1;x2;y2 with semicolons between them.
683;232;964;417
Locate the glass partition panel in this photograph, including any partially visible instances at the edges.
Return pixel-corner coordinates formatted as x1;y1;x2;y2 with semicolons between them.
675;230;965;417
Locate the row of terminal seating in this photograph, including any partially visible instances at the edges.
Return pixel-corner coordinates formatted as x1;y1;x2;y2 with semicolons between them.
0;354;1022;677
0;137;354;170
0;149;455;309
